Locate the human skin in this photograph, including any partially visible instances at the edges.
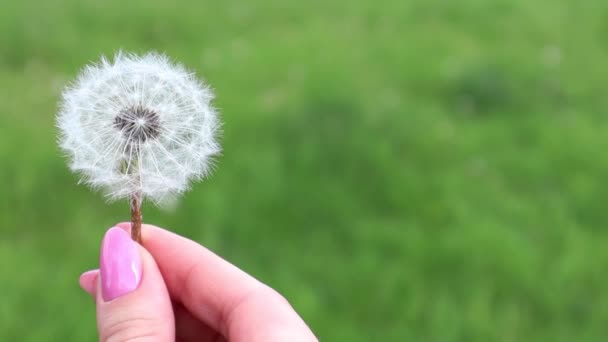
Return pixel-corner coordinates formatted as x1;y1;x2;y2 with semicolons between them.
79;223;318;342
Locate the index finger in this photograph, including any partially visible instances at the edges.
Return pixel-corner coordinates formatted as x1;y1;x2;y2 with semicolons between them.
116;223;317;341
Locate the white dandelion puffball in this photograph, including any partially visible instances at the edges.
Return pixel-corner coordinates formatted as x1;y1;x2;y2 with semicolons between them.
57;52;220;205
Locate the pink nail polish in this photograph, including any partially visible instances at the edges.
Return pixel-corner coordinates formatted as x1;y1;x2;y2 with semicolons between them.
100;227;142;301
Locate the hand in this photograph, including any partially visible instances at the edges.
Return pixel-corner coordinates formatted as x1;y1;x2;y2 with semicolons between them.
79;224;318;342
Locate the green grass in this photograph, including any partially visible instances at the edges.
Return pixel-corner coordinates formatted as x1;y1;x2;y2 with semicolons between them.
2;0;608;340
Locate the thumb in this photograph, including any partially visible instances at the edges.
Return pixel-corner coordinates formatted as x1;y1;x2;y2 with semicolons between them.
80;227;175;341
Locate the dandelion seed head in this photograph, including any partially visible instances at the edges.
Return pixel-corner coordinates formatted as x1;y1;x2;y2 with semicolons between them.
57;52;221;205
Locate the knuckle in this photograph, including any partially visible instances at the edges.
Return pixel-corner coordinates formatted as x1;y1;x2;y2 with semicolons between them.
100;316;164;342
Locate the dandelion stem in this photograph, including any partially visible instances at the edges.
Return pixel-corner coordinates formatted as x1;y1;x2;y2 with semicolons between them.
130;194;142;243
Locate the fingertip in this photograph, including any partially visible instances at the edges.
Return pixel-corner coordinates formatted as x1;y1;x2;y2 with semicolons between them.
115;222;131;232
115;223;166;248
115;222;159;241
79;269;99;295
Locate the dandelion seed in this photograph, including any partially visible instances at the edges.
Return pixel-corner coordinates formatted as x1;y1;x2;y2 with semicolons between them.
57;52;221;242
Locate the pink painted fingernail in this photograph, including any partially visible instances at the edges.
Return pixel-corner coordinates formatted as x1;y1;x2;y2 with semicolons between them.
100;227;142;301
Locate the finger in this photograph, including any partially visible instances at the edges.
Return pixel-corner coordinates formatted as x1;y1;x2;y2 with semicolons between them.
80;272;222;341
116;222;262;332
79;269;98;295
95;226;175;341
117;223;317;341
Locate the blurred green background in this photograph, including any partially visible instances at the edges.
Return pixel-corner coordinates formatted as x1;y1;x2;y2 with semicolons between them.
1;0;608;340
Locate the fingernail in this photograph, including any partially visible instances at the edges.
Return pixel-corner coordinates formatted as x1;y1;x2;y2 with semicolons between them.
100;227;142;301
